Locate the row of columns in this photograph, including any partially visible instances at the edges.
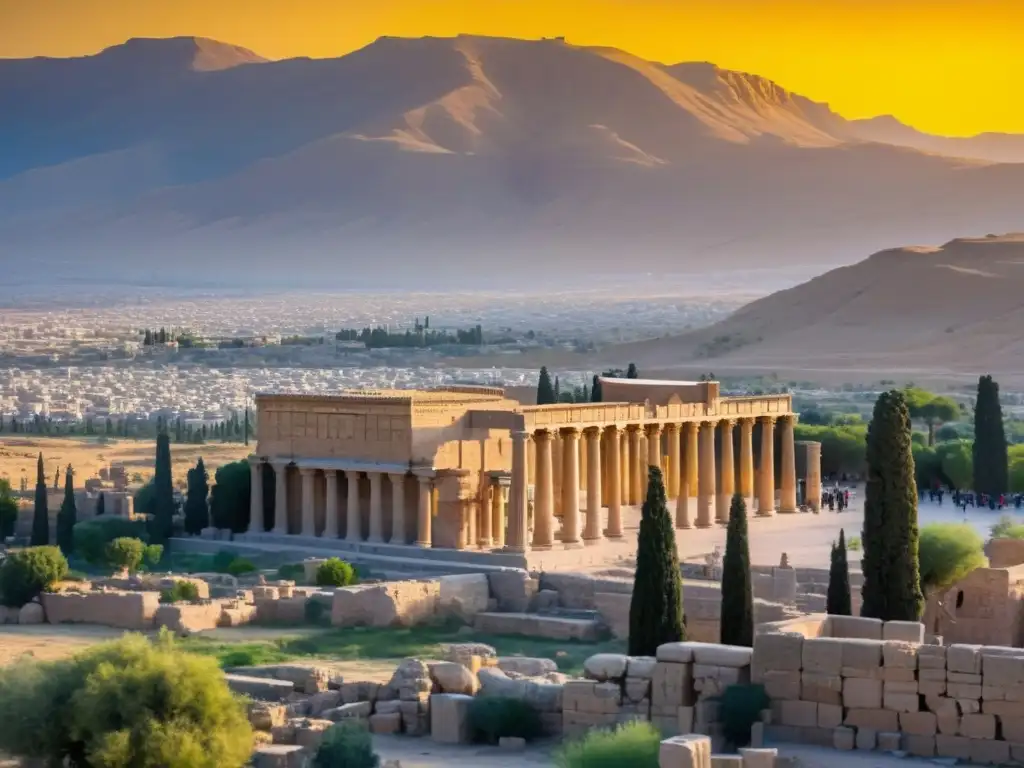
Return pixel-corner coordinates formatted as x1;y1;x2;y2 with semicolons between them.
503;415;798;552
248;463;437;547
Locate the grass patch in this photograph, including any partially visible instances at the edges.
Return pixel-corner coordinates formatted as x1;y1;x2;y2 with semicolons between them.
181;623;625;676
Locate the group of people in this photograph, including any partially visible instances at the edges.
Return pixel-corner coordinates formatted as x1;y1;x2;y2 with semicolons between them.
822;486;851;512
924;487;1024;513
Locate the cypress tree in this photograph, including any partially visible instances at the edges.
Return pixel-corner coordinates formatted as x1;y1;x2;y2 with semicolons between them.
973;375;1008;497
827;529;852;616
720;493;753;647
629;466;685;656
184;458;210;535
96;492;105;516
31;453;49;546
861;390;924;621
537;367;556;405
153;428;175;543
56;465;77;556
591;374;602;402
626;363;639;379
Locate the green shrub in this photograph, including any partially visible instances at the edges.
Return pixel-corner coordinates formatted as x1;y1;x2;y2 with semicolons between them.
212;550;237;573
105;536;146;573
0;632;252;768
73;517;148;565
160;580;201;604
0;546;69;608
312;721;379;768
143;544;164;570
991;514;1024;539
719;683;770;747
277;563;305;581
467;696;544;744
556;721;661;768
304;599;329;626
315;558;357;587
846;535;862;551
226;557;257;576
919;523;987;593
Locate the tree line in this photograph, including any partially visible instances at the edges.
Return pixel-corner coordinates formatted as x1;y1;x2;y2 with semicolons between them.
0;412;251;444
536;364;639;405
335;322;484;349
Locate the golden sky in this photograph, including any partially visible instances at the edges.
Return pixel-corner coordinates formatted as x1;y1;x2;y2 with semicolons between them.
3;0;1022;137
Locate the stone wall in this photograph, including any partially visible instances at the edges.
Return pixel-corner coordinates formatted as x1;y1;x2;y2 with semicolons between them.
41;590;160;630
922;566;1024;647
752;623;1024;763
985;538;1024;568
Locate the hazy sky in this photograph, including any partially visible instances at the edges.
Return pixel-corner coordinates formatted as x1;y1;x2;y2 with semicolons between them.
3;0;1022;137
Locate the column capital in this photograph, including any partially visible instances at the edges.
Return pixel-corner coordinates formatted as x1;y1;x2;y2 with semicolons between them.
533;428;554;442
248;455;264;467
719;418;737;427
298;466;317;477
387;471;407;482
416;474;433;486
583;425;603;437
780;413;798;425
664;422;680;434
511;429;531;440
644;423;662;436
345;469;362;480
270;459;291;470
739;416;756;426
322;468;337;477
560;426;580;437
759;415;778;425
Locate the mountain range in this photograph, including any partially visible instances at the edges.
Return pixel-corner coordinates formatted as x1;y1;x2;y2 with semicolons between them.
3;34;1024;287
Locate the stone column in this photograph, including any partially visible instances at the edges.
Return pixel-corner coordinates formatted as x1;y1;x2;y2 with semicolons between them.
560;428;581;547
345;471;362;542
805;441;822;513
779;416;798;513
666;424;681;499
272;461;289;535
552;432;563;517
739;418;755;504
506;430;529;552
389;473;407;543
697;421;716;528
758;417;776;517
676;469;692;529
628;426;642;506
323;469;339;538
416;475;433;547
645;423;662;498
368;472;384;542
606;426;623;539
490;480;506;549
300;468;316;537
248;458;264;534
717;420;735;524
583;427;603;544
685;422;699;498
620;428;630;506
532;430;555;550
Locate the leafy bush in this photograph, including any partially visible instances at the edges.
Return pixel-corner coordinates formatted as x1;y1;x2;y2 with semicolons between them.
143;544;164;569
304;598;329;626
467;696;543;744
312;721;379;768
105;537;146;573
0;546;69;607
160;580;201;604
226;557;257;576
278;563;305;581
719;683;770;747
316;558;357;587
846;535;862;551
919;523;987;592
556;721;661;768
0;632;252;768
73;517;149;565
991;514;1024;539
212;550;238;573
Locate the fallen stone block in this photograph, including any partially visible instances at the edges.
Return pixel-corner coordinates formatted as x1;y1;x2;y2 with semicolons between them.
486;570;538;613
430;693;473;744
497;656;557;677
331;581;440;628
738;747;777;768
659;734;712;768
225;674;295;702
249;702;288;731
583;653;629;681
428;661;478;695
438;573;489;619
323;702;372;721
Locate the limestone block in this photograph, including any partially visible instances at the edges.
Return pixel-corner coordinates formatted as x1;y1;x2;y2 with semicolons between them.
946;644;983;674
917;644;946;670
832;726;855;751
652;662;695;709
225;674;295;702
678;706;694;733
798;726;834;747
883;691;919;713
523;680;564;713
881;667;915;683
817;703;842;729
877;732;902;751
374;700;402;716
882;642;917;669
947;682;982;699
442;642;497;668
497;657;557;676
899;711;936;735
430;694;473;744
652;714;681;736
486;570;538;613
428;662;478;695
625;677;652;703
293;719;334;751
477;668;528;700
438;574;490;620
751;633;802;679
564;710;618;737
779;700;817;728
843;639;883;671
594;592;631;640
982;685;1008;701
958;698;981;714
369;713;402;734
988;698;1024;716
918;679;946;697
738;747;777;768
563;680;597;712
960;713;996;739
584;653;630;681
712;756;743;768
331;581;440;628
800;673;842;705
937;712;961;736
843;677;882;709
18;601;45;624
250;703;288;731
628;656;658;679
970;738;1011;766
844;708;899;732
657;643;696;663
307;691;342;717
762;725;800;744
801;638;844;675
252;745;309;768
882;621;924;643
694;699;720;727
750;722;765;748
935;734;972;760
762;671;800;701
883;680;918;695
918;667;946;681
947;671;982;684
828;615;882;640
42;590;159;630
682;642;753;668
855;728;876;750
1000;716;1024;742
340;681;381;704
982;649;1024;684
659;734;712;768
901;733;935;757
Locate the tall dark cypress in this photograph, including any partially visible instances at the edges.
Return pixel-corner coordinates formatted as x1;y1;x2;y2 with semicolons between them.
720;494;753;647
626;363;639;379
96;492;106;516
973;375;1008;497
153;428;175;543
536;367;556;405
30;453;49;546
827;529;852;616
590;375;602;403
861;390;924;621
629;466;685;656
56;465;77;555
183;458;210;535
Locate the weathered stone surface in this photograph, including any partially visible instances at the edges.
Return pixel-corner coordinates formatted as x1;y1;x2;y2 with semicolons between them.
882;642;917;669
882;621;924;643
779;700;817;728
593;592;630;639
801;638;843;675
841;639;882;670
428;662;478;695
901;733;935;757
18;601;44;625
497;656;557;677
800;672;842;705
42;590;159;629
833;726;855;751
817;703;842;729
252;744;309;768
330;581;440;628
970;738;1011;765
486;570;538;613
369;713;402;734
828;615;883;640
249;702;288;731
882;691;919;713
842;677;882;709
524;679;564;713
627;656;657;679
657;643;696;663
475;612;600;640
855;728;876;750
323;702;372;721
225;674;295;702
430;694;473;744
686;642;753;668
917;644;946;669
899;711;936;735
652;661;694;709
845;708;899;732
935;734;972;760
752;633;802;678
583;653;629;681
762;671;800;701
659;734;712;768
877;731;902;751
293;718;334;751
960;713;996;739
946;644;983;674
438;574;490;620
